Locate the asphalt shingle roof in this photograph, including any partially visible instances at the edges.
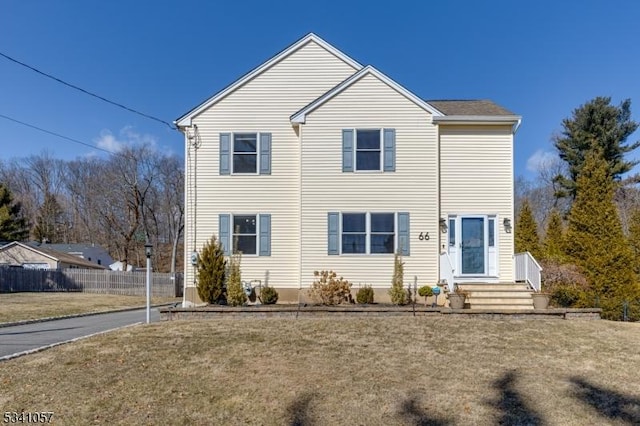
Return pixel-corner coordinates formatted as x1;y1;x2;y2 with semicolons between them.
427;100;516;116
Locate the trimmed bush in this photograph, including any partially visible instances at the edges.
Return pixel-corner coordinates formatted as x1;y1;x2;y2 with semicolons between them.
356;285;374;304
418;285;433;306
196;235;226;304
260;286;279;305
389;252;407;305
308;270;352;305
226;252;247;306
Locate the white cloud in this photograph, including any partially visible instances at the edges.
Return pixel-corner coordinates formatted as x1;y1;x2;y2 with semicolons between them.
95;129;125;153
526;150;556;172
94;127;159;154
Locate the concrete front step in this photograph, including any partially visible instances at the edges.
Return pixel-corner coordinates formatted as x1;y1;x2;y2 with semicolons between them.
455;282;534;310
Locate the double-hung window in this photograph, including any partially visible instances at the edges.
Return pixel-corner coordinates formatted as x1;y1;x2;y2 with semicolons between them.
342;128;395;172
218;214;271;256
219;132;271;175
328;212;410;255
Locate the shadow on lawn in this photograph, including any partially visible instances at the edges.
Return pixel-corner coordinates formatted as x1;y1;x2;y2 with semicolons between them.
286;391;316;426
570;377;640;424
399;392;452;425
491;370;545;426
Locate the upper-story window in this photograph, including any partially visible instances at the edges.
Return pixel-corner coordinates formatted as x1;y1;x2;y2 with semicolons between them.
219;132;271;175
342;128;395;173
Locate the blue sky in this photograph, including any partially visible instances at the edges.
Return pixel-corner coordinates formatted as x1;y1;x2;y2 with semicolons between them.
1;1;639;179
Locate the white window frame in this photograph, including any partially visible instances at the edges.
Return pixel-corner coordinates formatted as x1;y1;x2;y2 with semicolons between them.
340;212;396;255
354;129;382;172
232;214;258;255
232;132;260;175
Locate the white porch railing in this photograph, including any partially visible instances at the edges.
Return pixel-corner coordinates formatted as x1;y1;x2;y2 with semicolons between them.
439;252;455;291
514;252;543;292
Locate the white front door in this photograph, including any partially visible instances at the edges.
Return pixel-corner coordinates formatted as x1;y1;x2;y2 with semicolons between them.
448;215;497;278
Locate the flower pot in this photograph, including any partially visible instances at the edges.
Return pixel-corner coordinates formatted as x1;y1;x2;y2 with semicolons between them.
531;293;551;309
448;293;466;309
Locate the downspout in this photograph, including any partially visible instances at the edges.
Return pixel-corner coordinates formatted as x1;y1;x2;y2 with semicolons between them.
435;115;442;287
298;122;303;309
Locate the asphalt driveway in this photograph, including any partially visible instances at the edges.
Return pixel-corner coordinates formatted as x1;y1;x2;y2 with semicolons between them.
0;308;161;360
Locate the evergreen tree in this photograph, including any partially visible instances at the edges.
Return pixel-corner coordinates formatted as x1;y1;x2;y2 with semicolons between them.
627;208;640;276
542;209;565;262
564;148;640;319
554;97;640;199
0;182;29;241
196;235;227;304
515;199;541;259
389;251;407;305
226;252;246;306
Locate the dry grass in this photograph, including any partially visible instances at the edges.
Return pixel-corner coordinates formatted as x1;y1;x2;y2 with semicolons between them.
1;317;639;425
0;293;180;323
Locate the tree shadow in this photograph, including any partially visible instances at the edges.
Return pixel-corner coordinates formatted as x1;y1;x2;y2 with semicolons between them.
569;377;640;424
286;391;316;426
490;370;545;425
398;392;452;426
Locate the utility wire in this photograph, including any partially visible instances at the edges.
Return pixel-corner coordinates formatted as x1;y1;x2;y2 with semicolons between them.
0;113;118;156
0;51;176;130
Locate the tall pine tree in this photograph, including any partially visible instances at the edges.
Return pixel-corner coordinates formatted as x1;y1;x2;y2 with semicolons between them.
515;199;541;259
564;148;640;319
627;208;640;276
0;183;29;242
542;209;565;262
554;97;639;199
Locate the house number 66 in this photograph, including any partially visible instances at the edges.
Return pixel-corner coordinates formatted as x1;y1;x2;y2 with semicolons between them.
418;232;430;241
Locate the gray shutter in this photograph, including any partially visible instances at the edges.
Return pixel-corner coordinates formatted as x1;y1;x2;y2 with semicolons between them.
342;130;354;172
328;212;339;255
259;214;271;256
219;214;230;256
383;128;396;172
398;212;410;256
220;133;231;175
260;133;271;175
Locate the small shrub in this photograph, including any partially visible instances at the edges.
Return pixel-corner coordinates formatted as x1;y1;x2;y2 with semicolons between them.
356;285;374;304
418;285;433;305
540;260;590;308
226;252;247;306
389;252;407;305
260;286;279;305
308;270;352;305
196;235;226;304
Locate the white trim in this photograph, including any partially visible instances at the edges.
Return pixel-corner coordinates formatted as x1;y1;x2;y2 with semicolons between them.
231;213;259;256
291;66;443;124
432;115;523;134
231;132;261;175
175;33;362;128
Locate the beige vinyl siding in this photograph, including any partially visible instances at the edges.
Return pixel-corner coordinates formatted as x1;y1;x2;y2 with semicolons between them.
0;245;57;269
184;40;359;293
439;125;515;280
300;73;439;290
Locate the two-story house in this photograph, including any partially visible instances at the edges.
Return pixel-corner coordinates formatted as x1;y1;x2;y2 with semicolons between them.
176;33;535;307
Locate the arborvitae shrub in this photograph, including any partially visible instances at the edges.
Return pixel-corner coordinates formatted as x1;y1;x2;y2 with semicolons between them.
196;235;226;304
389;252;407;305
515;198;541;259
308;270;352;305
260;286;279;305
226;252;247;306
356;285;374;304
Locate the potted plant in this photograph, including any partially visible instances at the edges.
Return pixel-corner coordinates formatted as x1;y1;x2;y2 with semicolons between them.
448;285;467;309
531;285;551;309
418;285;433;306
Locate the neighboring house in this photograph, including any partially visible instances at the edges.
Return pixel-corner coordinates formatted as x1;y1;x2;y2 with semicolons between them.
30;242;114;268
109;261;135;272
175;33;526;305
0;242;106;270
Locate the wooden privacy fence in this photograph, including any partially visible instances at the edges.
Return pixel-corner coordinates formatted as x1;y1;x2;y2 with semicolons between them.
0;268;183;298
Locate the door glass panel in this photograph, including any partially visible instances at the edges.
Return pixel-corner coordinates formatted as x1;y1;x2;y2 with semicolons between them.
461;217;485;274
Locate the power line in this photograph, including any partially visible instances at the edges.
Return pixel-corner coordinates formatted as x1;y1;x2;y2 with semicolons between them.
0;51;176;130
0;113;118;156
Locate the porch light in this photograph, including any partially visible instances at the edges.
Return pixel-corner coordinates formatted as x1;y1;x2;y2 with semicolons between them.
439;218;448;233
503;218;512;233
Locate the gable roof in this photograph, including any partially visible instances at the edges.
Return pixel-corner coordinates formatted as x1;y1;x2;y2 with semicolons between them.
290;66;443;124
0;242;106;269
175;33;363;128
